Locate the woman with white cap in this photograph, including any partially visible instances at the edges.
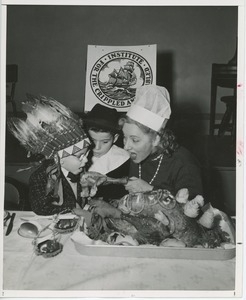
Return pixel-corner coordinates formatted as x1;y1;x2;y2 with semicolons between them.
122;85;203;199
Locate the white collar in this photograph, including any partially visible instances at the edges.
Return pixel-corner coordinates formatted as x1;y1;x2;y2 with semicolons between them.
61;167;69;178
88;145;129;175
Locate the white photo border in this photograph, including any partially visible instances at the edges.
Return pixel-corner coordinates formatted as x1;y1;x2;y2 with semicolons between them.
0;1;245;299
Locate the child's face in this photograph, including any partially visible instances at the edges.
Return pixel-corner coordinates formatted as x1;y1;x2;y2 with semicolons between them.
89;130;118;158
60;147;89;174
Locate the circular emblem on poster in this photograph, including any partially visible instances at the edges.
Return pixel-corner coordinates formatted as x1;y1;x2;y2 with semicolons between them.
90;50;154;109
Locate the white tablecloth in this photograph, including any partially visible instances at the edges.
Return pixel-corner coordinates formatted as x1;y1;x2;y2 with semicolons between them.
3;211;236;296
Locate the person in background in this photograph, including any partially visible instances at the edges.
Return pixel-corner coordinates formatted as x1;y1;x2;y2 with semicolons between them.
122;85;203;199
8;95;91;215
84;103;130;201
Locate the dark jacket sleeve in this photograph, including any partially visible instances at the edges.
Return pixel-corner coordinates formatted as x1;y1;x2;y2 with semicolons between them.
29;163;75;215
171;158;203;199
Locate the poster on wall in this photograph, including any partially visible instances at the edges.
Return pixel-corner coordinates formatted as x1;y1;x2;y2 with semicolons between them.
84;44;157;112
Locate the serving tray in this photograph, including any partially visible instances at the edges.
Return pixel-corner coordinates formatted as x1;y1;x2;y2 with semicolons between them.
71;206;236;261
72;241;235;260
71;231;236;261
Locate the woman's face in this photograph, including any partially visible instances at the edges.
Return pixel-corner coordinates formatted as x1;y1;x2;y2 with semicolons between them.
89;130;116;158
60;147;89;174
122;123;157;163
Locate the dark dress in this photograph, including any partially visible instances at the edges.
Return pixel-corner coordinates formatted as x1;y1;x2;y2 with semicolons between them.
29;160;84;215
129;146;203;199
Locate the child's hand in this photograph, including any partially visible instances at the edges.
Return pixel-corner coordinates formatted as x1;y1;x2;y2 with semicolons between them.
89;199;122;219
124;177;154;193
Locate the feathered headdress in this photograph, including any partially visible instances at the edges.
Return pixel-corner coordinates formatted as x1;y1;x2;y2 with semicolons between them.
8;94;90;159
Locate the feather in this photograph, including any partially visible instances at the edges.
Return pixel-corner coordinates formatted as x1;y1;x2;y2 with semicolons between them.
198;203;215;229
175;188;189;203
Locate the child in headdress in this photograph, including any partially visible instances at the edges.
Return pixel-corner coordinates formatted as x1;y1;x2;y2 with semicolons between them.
84;103;130;201
8;95;91;215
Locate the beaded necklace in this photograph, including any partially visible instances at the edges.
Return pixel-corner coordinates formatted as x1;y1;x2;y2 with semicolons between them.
138;154;163;185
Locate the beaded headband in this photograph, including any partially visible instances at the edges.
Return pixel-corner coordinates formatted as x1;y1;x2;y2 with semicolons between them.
57;139;91;158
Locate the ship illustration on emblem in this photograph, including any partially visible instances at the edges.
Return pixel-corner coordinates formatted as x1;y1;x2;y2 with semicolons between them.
107;61;137;87
99;60;138;101
90;50;153;109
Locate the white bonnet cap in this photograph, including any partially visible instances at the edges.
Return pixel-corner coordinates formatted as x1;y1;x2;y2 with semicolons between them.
127;85;171;132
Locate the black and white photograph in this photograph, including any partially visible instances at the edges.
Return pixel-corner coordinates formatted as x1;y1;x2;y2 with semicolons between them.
0;0;245;298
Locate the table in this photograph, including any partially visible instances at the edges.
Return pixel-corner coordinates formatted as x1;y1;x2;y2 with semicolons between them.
209;63;237;136
2;211;236;296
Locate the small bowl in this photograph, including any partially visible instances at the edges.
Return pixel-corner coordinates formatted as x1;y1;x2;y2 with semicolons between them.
18;221;51;239
34;238;63;258
54;218;78;234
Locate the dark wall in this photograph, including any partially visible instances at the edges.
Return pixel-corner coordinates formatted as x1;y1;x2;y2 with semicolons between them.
7;5;237;114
